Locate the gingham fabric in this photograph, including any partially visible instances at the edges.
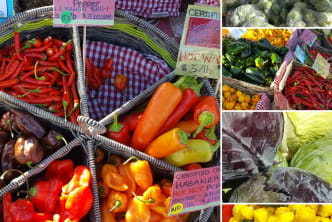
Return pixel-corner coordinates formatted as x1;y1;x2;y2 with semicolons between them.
255;93;271;110
86;40;171;120
197;0;220;6
115;0;181;18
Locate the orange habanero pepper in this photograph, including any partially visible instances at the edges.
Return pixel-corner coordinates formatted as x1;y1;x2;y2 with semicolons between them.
106;190;128;213
124;157;153;191
101;200;116;222
102;164;128;191
118;163;136;197
131;82;183;150
125;197;151;222
142;184;166;207
160;179;172;198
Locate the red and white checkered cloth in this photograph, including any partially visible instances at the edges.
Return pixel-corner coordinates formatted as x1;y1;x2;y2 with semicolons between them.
255;93;271;110
86;40;171;120
115;0;181;18
196;0;220;6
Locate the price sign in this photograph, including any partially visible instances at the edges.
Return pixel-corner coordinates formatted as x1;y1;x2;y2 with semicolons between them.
300;30;317;47
168;166;220;216
0;0;14;23
175;5;220;79
312;53;330;78
294;45;306;64
53;0;114;26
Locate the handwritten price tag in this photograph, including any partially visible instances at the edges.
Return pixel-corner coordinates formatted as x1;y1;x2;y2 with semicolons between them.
312;53;330;78
168;166;220;216
300;30;317;47
53;0;114;26
294;45;306;64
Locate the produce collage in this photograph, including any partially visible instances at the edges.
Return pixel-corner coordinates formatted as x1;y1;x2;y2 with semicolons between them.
222;0;332;221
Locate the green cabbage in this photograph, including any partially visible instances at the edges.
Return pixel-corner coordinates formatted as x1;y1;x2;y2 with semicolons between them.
280;112;332;159
291;136;332;185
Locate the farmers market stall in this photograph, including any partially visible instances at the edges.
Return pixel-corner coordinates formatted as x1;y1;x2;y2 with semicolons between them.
0;2;220;222
222;29;332;110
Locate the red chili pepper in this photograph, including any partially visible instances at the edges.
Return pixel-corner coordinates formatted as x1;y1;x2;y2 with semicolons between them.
11;62;23;78
19;95;61;104
86;57;102;90
48;40;71;61
38;60;58;66
158;88;200;135
22;52;47;60
29;178;63;214
106;113;131;145
0;59;20;81
46;47;54;56
23;41;52;54
0;59;6;74
0;78;19;88
22;77;50;86
45;159;74;184
14;31;24;60
59;59;71;74
62;76;71;119
53;39;64;47
68;84;79;118
193;96;220;137
114;74;128;91
43;36;52;45
66;51;76;86
120;112;143;132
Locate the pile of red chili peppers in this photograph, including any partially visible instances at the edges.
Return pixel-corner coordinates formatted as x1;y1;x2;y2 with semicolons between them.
3;159;93;222
309;49;331;60
0;32;79;123
284;66;332;110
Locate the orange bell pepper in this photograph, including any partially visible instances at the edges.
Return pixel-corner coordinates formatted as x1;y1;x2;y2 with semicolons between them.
144;128;188;158
100;200;116;222
131;82;183;150
125;197;151;222
124;157;153;191
106;190;128;213
160;179;172;198
102;164;128;191
174;120;199;134
118;163;136;197
142;184;166;207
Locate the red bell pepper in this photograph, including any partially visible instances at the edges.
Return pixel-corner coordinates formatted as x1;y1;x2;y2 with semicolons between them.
114;74;128;91
58;166;93;221
222;205;234;222
120;112;143;132
106;113;131;145
193;96;220;137
194;125;217;145
157;88;200;135
29;178;63;214
45;159;74;184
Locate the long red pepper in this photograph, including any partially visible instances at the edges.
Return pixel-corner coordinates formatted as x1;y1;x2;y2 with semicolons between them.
14;32;23;60
157;88;200;135
68;84;79;117
62;75;71;119
0;78;19;88
11;62;23;78
0;59;20;81
23;41;53;53
20;96;62;104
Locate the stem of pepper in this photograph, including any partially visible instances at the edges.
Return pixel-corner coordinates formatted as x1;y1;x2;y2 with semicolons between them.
193;111;215;137
178;129;188;145
211;140;220;153
0;169;30;198
109;113;123;132
51;67;70;76
17;88;40;98
34;61;45;80
108;200;122;213
132;192;154;204
56;134;68;145
122;156;140;165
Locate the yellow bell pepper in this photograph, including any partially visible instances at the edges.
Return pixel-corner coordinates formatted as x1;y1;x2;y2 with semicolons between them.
295;206;316;222
254;208;269;222
280;211;295;222
268;215;279;222
318;205;332;217
240;205;254;220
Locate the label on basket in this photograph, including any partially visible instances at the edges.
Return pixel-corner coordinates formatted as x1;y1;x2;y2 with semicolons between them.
0;0;14;23
175;5;220;79
294;45;306;64
53;0;114;26
168;166;220;216
312;53;330;79
300;30;317;47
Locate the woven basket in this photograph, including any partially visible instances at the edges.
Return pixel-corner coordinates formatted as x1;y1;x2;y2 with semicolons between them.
0;6;85;131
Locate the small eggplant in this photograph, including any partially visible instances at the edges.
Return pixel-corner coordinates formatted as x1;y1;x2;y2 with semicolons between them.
14;137;44;165
0;112;17;132
1;140;18;180
11;109;46;139
41;130;65;151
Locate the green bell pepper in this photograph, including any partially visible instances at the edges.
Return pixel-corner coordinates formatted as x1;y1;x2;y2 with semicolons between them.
255;57;268;69
271;52;282;64
226;42;249;55
164;139;219;167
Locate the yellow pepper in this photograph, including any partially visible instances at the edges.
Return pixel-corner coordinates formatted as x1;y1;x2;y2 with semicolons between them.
280;211;295;222
295;206;316;222
254;208;269;222
240;205;254;220
318;205;332;217
268;215;279;222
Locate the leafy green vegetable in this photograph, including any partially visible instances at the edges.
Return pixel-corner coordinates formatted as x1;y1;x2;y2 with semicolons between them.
291;136;332;185
280;112;332;159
